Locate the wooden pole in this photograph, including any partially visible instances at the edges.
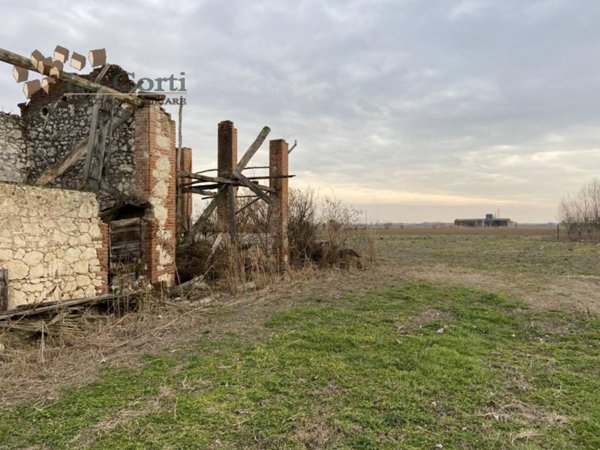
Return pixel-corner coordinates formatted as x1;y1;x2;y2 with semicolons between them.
0;47;144;107
176;96;184;234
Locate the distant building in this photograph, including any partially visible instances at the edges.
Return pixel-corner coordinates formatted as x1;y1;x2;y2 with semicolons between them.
454;213;516;228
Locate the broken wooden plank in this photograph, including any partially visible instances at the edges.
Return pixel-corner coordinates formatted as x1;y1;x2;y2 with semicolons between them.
89;106;113;192
188;188;219;196
35;105;134;185
94;64;112;83
81;99;102;188
0;294;121;321
236;126;271;171
235;197;261;216
227;185;237;240
232;170;273;205
179;171;237;185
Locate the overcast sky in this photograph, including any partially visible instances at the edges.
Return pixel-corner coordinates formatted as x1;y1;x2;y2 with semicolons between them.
2;0;600;223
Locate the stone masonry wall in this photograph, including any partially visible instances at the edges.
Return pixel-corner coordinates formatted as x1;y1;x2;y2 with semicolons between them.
0;183;107;310
0;112;28;183
19;69;136;210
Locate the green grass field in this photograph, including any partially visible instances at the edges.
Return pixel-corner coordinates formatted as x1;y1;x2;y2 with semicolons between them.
1;278;598;449
1;231;599;449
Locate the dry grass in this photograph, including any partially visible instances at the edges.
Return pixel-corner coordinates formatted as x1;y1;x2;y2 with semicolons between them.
374;226;558;236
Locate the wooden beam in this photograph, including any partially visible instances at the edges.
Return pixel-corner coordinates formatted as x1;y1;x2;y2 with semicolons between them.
0;294;121;322
187;188;219;196
94;64;112;83
81;99;102;186
0;47;144;107
35;105;134;186
179;171;237;185
236;126;270;172
185;126;271;243
232;170;273;205
227;185;237;241
88;106;113;191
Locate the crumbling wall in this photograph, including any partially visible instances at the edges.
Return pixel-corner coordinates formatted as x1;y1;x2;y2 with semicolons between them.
0;112;28;183
0;183;107;310
19;67;137;210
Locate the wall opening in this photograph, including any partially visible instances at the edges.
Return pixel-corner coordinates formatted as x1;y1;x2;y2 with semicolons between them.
106;205;146;286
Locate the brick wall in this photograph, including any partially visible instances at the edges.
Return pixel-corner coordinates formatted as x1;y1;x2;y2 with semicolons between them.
133;104;177;286
217;121;238;231
270;139;290;268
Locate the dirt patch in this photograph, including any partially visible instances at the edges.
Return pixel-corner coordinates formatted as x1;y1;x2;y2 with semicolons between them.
401;264;600;315
396;308;450;335
480;400;570;425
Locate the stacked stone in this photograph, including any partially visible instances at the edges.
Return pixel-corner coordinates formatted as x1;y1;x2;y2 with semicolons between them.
0;112;28;183
0;183;107;309
18;88;136;210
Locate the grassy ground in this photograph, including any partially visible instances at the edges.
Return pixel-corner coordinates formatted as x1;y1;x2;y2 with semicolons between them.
376;232;600;277
0;280;598;449
0;230;599;449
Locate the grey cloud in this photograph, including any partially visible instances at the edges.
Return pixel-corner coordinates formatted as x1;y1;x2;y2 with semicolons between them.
1;0;599;222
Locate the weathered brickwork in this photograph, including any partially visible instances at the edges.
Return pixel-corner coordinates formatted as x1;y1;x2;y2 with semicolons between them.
0;112;28;183
133;104;177;285
270;139;290;269
0;183;107;310
217;121;238;231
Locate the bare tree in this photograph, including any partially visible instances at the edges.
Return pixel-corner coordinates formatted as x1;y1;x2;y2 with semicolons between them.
559;178;600;240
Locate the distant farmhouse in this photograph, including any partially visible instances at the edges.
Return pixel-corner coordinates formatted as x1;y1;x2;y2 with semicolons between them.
454;214;516;228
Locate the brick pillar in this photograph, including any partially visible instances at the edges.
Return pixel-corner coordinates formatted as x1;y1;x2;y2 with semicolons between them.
133;104;177;286
217;121;238;233
177;146;193;234
269;139;289;269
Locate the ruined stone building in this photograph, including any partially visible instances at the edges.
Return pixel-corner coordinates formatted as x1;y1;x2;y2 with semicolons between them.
0;66;192;311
